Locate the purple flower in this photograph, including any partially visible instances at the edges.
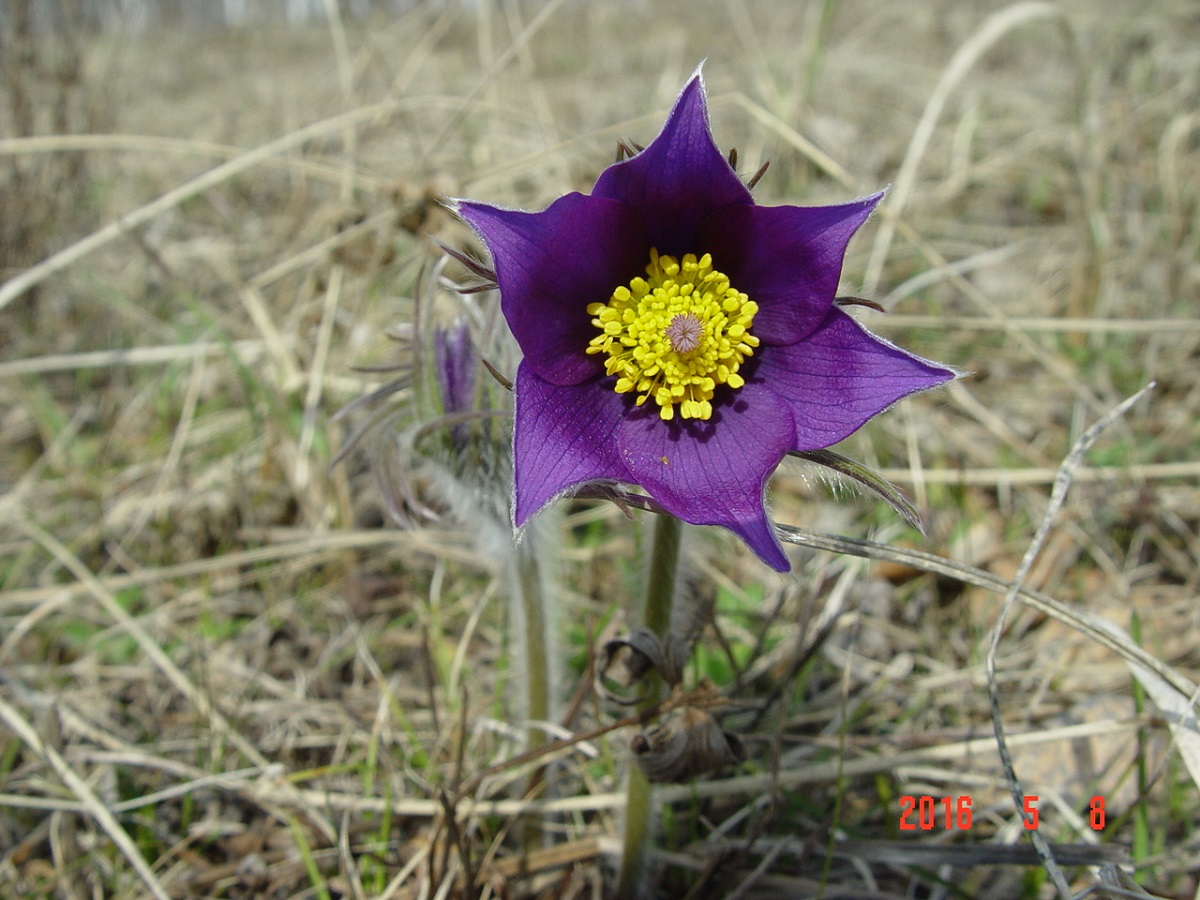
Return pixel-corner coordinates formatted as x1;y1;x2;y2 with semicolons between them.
433;321;477;418
433;320;478;449
456;70;954;572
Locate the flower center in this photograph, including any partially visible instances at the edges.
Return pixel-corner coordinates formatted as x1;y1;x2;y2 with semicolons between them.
664;313;702;353
586;249;759;421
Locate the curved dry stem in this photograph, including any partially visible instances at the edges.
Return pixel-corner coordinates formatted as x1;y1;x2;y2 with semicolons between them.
862;2;1080;295
776;517;1195;704
0;695;172;900
0;99;423;311
980;383;1155;898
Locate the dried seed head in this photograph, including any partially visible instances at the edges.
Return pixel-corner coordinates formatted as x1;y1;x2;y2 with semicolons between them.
631;706;745;783
597;627;669;704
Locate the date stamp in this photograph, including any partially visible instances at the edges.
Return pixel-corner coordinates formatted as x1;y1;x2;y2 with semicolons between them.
898;795;1107;831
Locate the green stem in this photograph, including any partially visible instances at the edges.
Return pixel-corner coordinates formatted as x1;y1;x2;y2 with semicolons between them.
616;514;681;899
514;537;551;849
517;539;551;744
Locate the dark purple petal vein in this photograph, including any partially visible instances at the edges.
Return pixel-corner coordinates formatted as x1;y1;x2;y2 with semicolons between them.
457;194;646;386
592;73;752;255
697;193;884;345
616;382;796;571
512;362;631;526
754;307;956;452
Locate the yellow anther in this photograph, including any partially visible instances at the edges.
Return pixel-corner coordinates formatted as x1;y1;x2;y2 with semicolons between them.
586;249;759;420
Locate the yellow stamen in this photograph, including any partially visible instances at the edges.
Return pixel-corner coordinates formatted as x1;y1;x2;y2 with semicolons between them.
586;249;759;421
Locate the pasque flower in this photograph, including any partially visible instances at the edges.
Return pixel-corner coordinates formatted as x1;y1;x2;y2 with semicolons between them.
456;70;954;572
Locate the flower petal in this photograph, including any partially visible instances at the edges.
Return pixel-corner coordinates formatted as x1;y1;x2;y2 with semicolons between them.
592;72;752;255
457;194;646;385
512;362;631;525
616;383;795;572
754;307;956;451
697;193;884;344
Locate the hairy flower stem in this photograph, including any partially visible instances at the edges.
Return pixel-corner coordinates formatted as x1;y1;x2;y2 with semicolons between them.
513;538;552;849
515;541;551;745
616;513;682;899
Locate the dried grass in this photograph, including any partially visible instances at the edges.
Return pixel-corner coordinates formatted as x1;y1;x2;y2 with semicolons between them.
1;1;1199;898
